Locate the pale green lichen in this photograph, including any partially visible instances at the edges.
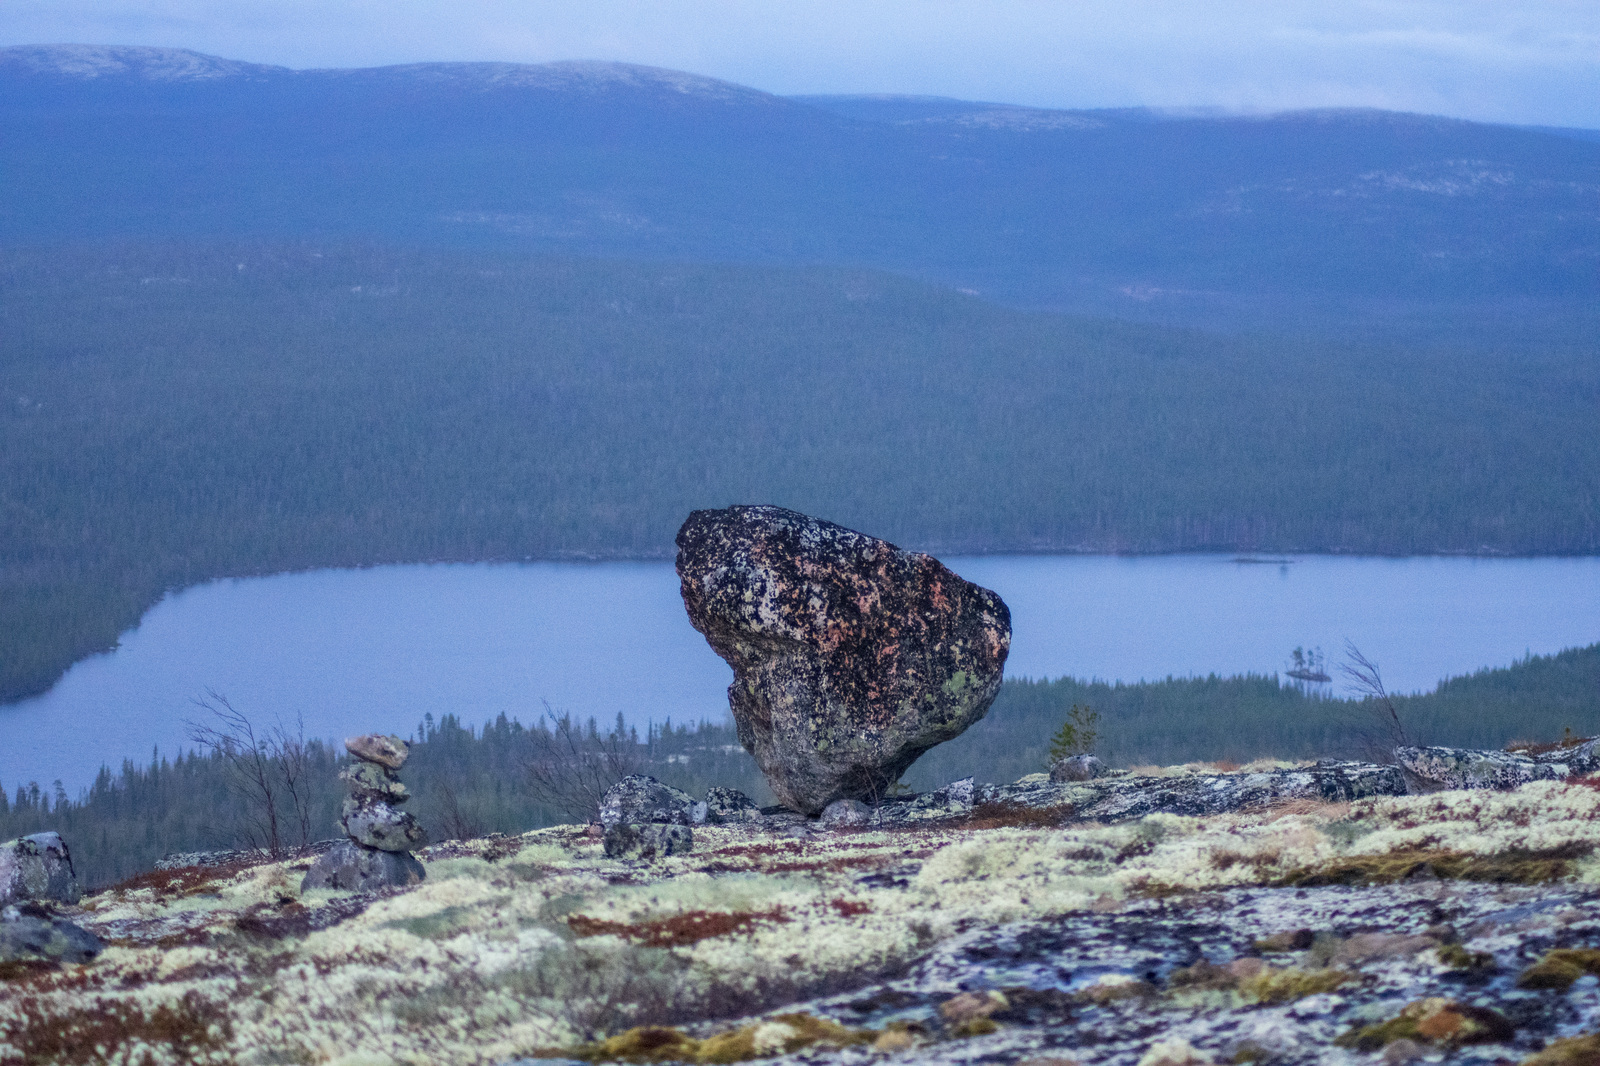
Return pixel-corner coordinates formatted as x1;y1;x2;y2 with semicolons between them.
7;779;1600;1064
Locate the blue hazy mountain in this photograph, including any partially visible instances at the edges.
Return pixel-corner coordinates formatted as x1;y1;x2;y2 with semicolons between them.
4;44;1597;340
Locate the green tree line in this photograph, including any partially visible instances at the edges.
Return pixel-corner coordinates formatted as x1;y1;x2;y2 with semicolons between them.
4;643;1595;890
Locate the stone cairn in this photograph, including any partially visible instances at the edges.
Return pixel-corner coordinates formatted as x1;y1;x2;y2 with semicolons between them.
302;734;426;891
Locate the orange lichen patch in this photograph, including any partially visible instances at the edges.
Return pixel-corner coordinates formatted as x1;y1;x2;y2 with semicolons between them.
955;802;1074;831
0;989;233;1064
103;861;255;900
567;908;790;949
1336;998;1514;1052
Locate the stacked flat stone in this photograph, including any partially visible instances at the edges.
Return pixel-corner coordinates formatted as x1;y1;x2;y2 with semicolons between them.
302;734;426;891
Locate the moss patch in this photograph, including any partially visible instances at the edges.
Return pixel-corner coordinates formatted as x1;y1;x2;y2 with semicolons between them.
558;1013;874;1063
1335;998;1514;1051
1517;948;1600;990
1522;1033;1600;1066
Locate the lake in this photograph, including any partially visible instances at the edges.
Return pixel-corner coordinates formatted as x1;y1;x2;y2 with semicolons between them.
4;554;1600;794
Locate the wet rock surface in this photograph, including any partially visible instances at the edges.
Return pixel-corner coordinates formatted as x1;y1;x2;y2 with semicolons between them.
0;831;81;906
677;505;1011;815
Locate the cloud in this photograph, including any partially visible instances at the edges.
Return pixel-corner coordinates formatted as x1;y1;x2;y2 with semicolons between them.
2;0;1597;125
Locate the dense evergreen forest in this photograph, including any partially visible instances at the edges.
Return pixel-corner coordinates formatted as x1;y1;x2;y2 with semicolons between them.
3;643;1596;890
4;245;1597;704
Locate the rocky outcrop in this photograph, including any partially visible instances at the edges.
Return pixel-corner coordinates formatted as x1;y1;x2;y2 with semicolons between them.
0;832;81;906
303;734;426;891
1396;740;1600;791
676;505;1011;815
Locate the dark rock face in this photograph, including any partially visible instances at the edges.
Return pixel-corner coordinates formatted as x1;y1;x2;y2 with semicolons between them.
603;822;694;860
301;841;426;892
676;505;1011;814
0;832;82;907
0;902;102;964
598;775;696;828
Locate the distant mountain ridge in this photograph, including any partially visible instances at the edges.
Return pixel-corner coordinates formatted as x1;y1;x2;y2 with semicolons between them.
3;44;1598;340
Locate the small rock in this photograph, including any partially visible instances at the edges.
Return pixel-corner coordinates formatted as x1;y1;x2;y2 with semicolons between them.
1381;1038;1426;1065
603;822;694;860
1137;1038;1213;1066
821;799;873;828
1331;932;1438;965
339;760;409;803
301;840;425;892
344;733;409;770
939;990;1008;1026
0;902;103;964
704;786;762;824
1050;754;1106;783
341;796;427;851
676;505;1011;815
0;832;82;906
1254;928;1315;953
598;775;695;829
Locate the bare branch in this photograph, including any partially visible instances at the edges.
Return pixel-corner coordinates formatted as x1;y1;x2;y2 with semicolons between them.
1338;640;1411;755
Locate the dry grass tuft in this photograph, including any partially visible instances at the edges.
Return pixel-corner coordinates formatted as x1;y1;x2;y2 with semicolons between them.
1276;844;1591;887
568;908;790;949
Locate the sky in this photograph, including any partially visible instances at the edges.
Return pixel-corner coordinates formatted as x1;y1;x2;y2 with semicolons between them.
3;1;1599;126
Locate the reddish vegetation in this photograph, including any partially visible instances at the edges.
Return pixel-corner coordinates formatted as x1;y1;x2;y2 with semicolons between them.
2;990;232;1063
567;908;790;948
955;802;1073;831
829;899;872;917
105;862;254;900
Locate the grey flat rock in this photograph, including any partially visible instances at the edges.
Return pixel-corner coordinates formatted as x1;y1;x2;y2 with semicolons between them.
301;841;425;892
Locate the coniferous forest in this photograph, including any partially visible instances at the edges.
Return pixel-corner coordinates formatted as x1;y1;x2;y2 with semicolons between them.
4;643;1596;890
4;244;1597;703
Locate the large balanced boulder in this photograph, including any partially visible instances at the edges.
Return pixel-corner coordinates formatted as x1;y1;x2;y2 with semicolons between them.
0;832;82;907
676;505;1011;814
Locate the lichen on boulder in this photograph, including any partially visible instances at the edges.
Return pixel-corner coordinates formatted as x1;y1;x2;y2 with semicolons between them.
0;832;81;907
676;505;1010;814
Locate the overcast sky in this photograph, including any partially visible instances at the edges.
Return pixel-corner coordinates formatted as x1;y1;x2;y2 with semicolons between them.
5;0;1598;126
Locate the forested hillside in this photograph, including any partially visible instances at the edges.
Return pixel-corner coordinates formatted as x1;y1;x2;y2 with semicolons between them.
3;245;1598;703
5;643;1596;888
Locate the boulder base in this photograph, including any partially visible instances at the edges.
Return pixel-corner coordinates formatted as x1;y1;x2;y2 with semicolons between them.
301;841;426;892
676;505;1010;815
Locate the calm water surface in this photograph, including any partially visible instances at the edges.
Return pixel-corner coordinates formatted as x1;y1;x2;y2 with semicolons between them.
4;554;1599;792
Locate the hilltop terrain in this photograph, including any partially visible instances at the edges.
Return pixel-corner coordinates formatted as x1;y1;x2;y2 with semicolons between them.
9;768;1600;1064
